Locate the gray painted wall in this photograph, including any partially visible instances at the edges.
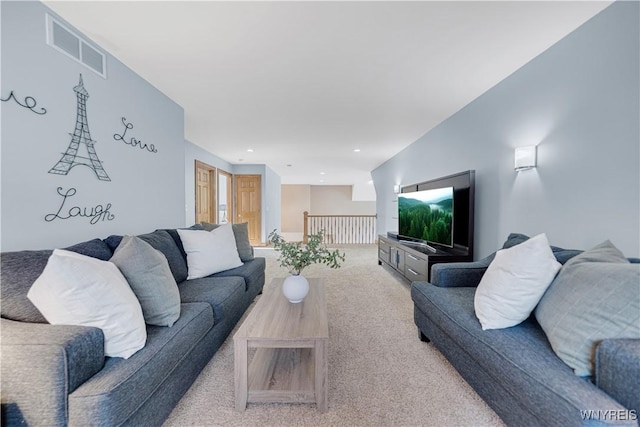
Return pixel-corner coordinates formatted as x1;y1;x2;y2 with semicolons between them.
264;165;282;240
372;1;639;258
1;2;185;251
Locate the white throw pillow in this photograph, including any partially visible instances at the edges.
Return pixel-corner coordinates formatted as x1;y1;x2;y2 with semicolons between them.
27;249;146;358
474;233;561;330
177;224;243;280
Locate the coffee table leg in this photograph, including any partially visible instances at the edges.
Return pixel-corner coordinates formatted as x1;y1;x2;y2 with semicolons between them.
234;338;248;411
315;339;328;412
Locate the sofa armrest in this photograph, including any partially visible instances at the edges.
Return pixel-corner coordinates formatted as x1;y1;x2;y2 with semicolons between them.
430;255;493;288
596;339;640;414
1;318;105;426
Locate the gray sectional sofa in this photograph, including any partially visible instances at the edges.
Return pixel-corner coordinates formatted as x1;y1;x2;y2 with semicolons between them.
411;233;640;426
1;225;265;426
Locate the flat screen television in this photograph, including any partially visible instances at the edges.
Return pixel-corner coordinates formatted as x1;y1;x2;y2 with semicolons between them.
398;187;454;248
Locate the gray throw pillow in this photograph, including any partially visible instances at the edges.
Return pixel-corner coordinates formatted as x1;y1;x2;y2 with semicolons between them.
110;236;181;327
139;230;189;283
534;240;640;377
201;222;254;261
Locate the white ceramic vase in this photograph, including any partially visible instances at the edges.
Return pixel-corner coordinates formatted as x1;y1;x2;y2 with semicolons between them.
282;274;309;303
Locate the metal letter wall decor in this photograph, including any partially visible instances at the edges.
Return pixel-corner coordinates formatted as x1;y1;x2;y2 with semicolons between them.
1;90;47;115
49;74;111;181
44;187;115;225
44;75;115;224
113;117;158;153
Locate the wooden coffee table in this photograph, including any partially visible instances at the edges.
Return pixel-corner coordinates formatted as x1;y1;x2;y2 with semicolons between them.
234;278;328;412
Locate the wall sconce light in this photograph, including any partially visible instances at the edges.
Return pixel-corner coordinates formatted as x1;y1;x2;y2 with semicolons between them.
393;184;401;194
514;146;537;171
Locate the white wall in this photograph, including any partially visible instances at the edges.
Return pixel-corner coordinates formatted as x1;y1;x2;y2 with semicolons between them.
1;2;185;251
310;185;376;216
373;1;639;258
280;185;310;241
279;184;376;241
351;181;376;201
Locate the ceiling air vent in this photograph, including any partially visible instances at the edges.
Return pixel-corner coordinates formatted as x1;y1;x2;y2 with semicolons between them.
46;14;106;78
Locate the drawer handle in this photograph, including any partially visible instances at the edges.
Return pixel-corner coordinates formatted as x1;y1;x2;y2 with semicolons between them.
407;267;419;276
407;254;419;261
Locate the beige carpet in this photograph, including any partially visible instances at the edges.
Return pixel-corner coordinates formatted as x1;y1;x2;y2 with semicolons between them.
163;245;504;427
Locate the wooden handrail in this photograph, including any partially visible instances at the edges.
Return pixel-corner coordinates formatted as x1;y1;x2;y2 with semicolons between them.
303;211;308;243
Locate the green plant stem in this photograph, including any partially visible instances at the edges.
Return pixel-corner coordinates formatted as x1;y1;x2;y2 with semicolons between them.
268;229;346;275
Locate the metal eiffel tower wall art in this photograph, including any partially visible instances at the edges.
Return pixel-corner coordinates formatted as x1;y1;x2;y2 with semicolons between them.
49;74;111;181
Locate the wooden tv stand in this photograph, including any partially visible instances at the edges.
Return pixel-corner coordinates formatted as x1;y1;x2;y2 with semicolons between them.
377;235;472;282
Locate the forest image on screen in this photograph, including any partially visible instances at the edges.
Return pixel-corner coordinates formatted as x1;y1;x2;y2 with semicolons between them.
398;187;454;247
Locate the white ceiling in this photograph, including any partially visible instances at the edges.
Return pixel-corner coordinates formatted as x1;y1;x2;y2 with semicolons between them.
44;0;611;197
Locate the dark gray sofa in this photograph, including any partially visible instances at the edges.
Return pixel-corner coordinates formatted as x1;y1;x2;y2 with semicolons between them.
411;234;640;427
1;226;265;426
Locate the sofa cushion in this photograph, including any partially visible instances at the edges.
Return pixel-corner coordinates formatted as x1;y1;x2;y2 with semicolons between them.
68;302;213;426
1;318;105;394
502;233;583;265
65;238;114;261
474;233;561;330
1;249;52;323
27;249;147;359
177;226;243;280
202;222;254;261
1;239;113;323
212;257;266;297
535;241;640;377
110;236;181;327
596;339;640;415
411;281;631;423
178;276;245;324
105;230;188;283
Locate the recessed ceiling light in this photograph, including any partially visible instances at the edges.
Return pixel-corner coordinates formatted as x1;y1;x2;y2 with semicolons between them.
353;149;361;152
286;164;292;167
319;180;325;183
319;172;326;175
247;148;254;152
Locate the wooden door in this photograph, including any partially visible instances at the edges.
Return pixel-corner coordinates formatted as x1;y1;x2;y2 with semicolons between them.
195;160;216;224
235;174;261;245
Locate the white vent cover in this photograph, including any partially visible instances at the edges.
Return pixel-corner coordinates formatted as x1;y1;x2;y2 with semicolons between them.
46;14;106;78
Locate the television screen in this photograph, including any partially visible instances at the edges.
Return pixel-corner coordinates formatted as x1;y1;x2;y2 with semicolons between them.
398;187;454;247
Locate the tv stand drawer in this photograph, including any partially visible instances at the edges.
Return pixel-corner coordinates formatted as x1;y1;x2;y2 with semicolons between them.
378;235;471;283
404;252;428;281
378;241;391;264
